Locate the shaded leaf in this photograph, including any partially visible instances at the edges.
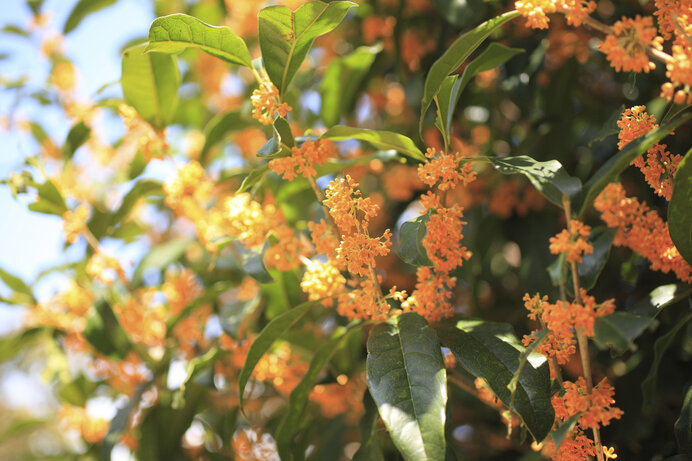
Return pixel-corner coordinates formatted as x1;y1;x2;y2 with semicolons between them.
436;320;554;442
320;44;381;126
629;284;692;318
321;125;425;162
146;14;252;67
62;121;91;160
367;312;447;461
420;11;518;136
84;300;131;359
276;324;364;458
641;312;692;413
199;111;251;165
172;347;220;409
121;44;180;130
578;112;692;216
238;301;319;408
258;1;356;95
111;179;163;225
593;312;656;354
238;242;274;284
237;165;269;193
397;211;433;267
132;238;190;285
550;413;581;453
668;146;692;265
573;228;616;292
219;296;261;339
675;384;692;456
353;391;385;461
63;0;117;34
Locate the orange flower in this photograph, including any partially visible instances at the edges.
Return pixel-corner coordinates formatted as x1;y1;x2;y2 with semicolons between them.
423;204;472;273
162;268;202;315
337;278;390;321
599;16;662;73
661;44;692;105
308;219;340;259
163;160;213;213
382;164;425;201
417;148;476;191
552;377;623;430
300;259;346;306
269;139;336;180
337;230;392;277
264;224;304;271
616;105;657;150
114;287;167;347
549;220;593;263
401;267;457;322
62;203;90;244
515;0;557;29
594;183;692;283
251;77;290;125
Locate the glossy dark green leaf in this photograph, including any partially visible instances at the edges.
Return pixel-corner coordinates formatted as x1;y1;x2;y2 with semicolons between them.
675;384;692;456
436;43;522;140
508;329;549;410
668;146;692;265
121;44;180;130
62;121;90;160
28;180;68;216
353;391;385;461
573;228;616;291
219;296;261;339
132;238;190;285
258;1;356;95
420;11;518;136
238;301;319;408
367;312;447;461
641;312;692;413
146;14;252;67
199;111;251;165
276;325;364;458
578;112;692;216
111;179;163;225
321;125;425;162
629;284;692;318
550;413;581;452
63;0;117;34
320;44;381;126
397;211;433;267
547;253;567;287
257;116;294;159
482;155;581;208
436;320;554;442
593;312;656;354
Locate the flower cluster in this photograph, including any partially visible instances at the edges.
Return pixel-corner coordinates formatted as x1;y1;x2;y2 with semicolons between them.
114;287;168;348
617;106;681;200
515;0;596;30
309;374;366;422
62;203;90;244
251;77;291;125
523;291;616;365
86;250;127;286
417;148;476;191
58;405;109;444
594;182;692;282
549;220;593;263
118;104;168;161
300;259;346;307
269;139;336;180
599;16;662;73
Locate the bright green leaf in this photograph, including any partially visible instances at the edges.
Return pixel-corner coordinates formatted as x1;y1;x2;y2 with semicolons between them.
668;146;692;265
420;11;518;136
146;14;252;67
237;165;269;193
28;180;68;216
63;0;117;34
258;1;356;95
367;312;447;461
121;44;180;130
321;125;426;162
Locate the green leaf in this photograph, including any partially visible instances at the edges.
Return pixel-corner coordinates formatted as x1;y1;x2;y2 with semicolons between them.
219;296;261;339
593;312;656;354
550;413;581;453
63;0;117;34
436;320;554;442
103;382;149;461
321;125;425;162
675;384;692;456
121;44;180;130
172;347;220;409
436;43;523;140
578;112;692;216
111;179;163;225
629;284;692;318
320;44;381;126
641;312;692;413
28;180;68;216
669;146;692;265
258;1;356;96
573;228;616;291
481;155;581;208
237;165;270;193
132;238;190;285
397;211;433;267
0;267;33;301
238;301;319;408
420;11;518;136
146;14;252;68
199;111;251;165
547;253;567;287
508;330;549;415
58;374;99;407
0;418;45;445
257;116;294;159
2;24;30;38
238;242;274;283
62;121;91;160
276;324;364;458
366;312;447;461
353;391;385;461
84;301;132;359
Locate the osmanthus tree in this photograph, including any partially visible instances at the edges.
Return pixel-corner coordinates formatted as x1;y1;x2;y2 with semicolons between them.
1;0;691;459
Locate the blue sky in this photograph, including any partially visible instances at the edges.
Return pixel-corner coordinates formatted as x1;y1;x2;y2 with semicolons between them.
0;0;154;303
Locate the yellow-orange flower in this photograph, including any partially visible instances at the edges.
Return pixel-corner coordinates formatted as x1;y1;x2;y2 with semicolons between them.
86;251;127;286
62;203;90;244
269;139;336;180
114;288;167;347
251;78;290;125
599;16;662;73
300;259;346;306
